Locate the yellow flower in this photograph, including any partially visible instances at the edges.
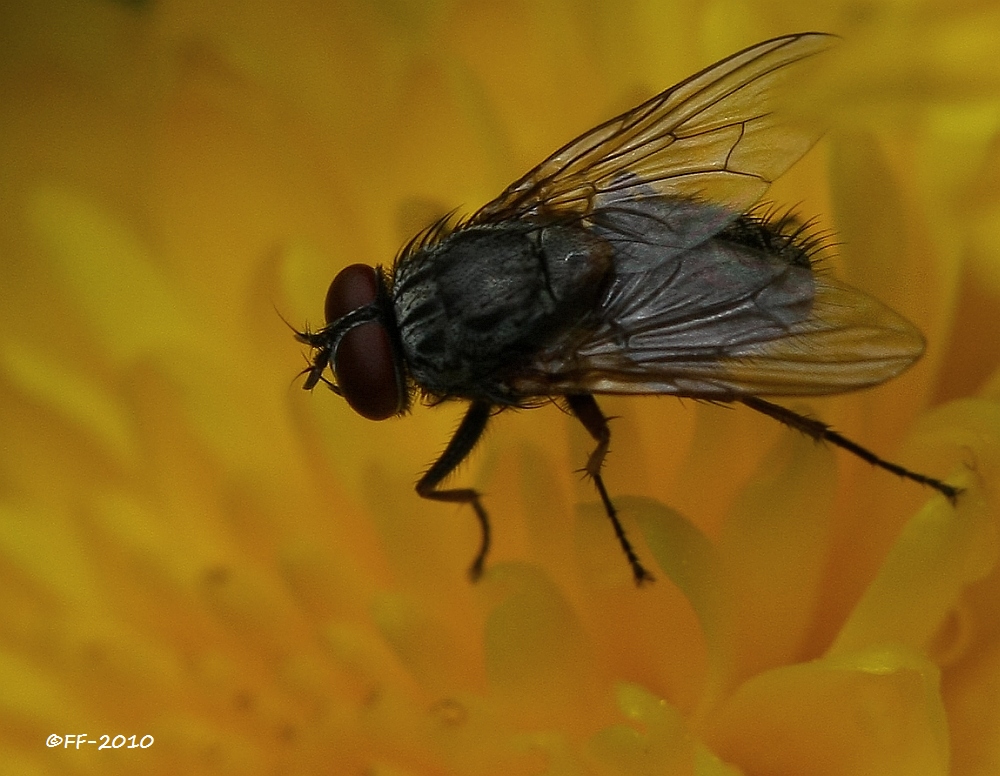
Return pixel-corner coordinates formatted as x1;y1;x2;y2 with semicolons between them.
1;1;998;774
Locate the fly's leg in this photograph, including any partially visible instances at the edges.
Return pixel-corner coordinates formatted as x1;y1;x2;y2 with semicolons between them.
566;394;654;585
741;396;961;503
416;400;493;581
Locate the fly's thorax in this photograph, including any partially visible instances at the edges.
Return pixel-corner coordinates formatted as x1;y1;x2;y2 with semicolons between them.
391;222;612;400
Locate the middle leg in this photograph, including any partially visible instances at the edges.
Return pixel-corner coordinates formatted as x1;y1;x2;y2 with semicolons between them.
566;393;653;585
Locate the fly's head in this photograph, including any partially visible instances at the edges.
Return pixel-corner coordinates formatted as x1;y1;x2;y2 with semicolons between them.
296;263;408;420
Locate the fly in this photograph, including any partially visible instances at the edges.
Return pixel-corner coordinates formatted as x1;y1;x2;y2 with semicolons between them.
294;32;960;585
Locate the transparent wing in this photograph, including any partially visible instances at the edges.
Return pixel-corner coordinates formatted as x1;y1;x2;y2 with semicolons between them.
511;243;925;399
513;272;924;400
471;32;835;227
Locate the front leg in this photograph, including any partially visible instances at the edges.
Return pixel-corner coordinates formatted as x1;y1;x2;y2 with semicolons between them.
566;394;654;585
416;400;493;580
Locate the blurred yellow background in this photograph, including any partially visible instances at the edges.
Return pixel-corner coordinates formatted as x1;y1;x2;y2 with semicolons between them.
2;1;999;774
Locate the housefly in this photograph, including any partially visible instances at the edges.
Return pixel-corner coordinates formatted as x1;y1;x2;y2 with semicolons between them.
295;32;960;585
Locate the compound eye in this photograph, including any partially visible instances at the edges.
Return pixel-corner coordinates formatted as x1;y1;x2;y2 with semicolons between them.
324;264;403;420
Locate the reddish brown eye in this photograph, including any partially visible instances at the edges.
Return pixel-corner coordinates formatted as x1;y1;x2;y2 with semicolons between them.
324;264;403;421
